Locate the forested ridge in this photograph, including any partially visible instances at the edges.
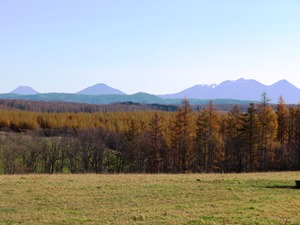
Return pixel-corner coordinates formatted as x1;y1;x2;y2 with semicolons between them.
0;94;300;174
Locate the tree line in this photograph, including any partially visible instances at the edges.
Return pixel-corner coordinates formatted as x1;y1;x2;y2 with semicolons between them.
0;94;300;174
0;99;178;113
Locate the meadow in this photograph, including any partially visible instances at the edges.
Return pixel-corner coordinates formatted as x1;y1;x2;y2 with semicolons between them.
0;172;300;224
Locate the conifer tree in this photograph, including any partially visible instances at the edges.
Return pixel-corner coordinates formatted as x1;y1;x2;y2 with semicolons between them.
239;103;259;171
195;101;223;172
276;96;289;145
224;105;244;172
146;113;165;173
275;96;289;168
124;118;140;172
292;105;300;169
171;99;194;173
286;107;297;169
257;93;278;170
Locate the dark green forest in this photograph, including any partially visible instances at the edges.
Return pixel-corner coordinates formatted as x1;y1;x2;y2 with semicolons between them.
0;94;299;174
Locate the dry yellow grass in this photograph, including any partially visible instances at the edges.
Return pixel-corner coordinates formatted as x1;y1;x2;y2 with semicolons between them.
0;172;300;224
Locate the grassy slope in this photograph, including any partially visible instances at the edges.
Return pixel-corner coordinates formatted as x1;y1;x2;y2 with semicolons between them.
0;172;300;224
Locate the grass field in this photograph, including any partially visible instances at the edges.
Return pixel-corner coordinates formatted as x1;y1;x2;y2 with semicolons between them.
0;172;300;225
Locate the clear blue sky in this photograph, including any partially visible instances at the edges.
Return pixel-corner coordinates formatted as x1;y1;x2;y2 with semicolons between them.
1;0;300;94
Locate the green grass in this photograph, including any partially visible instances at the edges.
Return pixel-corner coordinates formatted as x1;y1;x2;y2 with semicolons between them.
0;172;300;224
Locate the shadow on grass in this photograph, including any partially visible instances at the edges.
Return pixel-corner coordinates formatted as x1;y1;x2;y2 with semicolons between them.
266;185;298;189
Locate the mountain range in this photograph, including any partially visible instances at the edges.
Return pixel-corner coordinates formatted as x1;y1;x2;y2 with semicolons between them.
2;78;300;104
159;78;300;104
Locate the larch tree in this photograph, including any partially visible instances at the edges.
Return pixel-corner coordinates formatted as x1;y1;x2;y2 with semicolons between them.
239;103;259;171
124;118;141;172
171;99;195;173
292;105;300;169
275;96;289;168
257;93;278;170
286;107;297;169
195;101;223;173
224;105;244;172
276;96;289;145
146;113;166;173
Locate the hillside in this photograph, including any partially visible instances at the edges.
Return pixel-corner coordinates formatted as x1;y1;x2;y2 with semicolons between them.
0;92;166;104
0;92;254;106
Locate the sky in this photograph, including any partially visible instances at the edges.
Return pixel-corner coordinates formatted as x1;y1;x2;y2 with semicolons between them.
1;0;300;94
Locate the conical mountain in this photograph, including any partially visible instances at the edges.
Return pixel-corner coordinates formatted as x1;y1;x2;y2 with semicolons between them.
77;83;126;95
10;86;39;95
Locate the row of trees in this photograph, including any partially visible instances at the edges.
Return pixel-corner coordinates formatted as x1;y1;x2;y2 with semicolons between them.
0;99;177;113
1;94;300;174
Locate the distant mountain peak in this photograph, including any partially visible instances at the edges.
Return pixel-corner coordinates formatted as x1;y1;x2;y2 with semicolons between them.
272;79;289;85
10;86;39;95
278;79;288;82
271;79;298;89
235;78;256;83
160;78;300;104
236;78;247;82
77;83;126;95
